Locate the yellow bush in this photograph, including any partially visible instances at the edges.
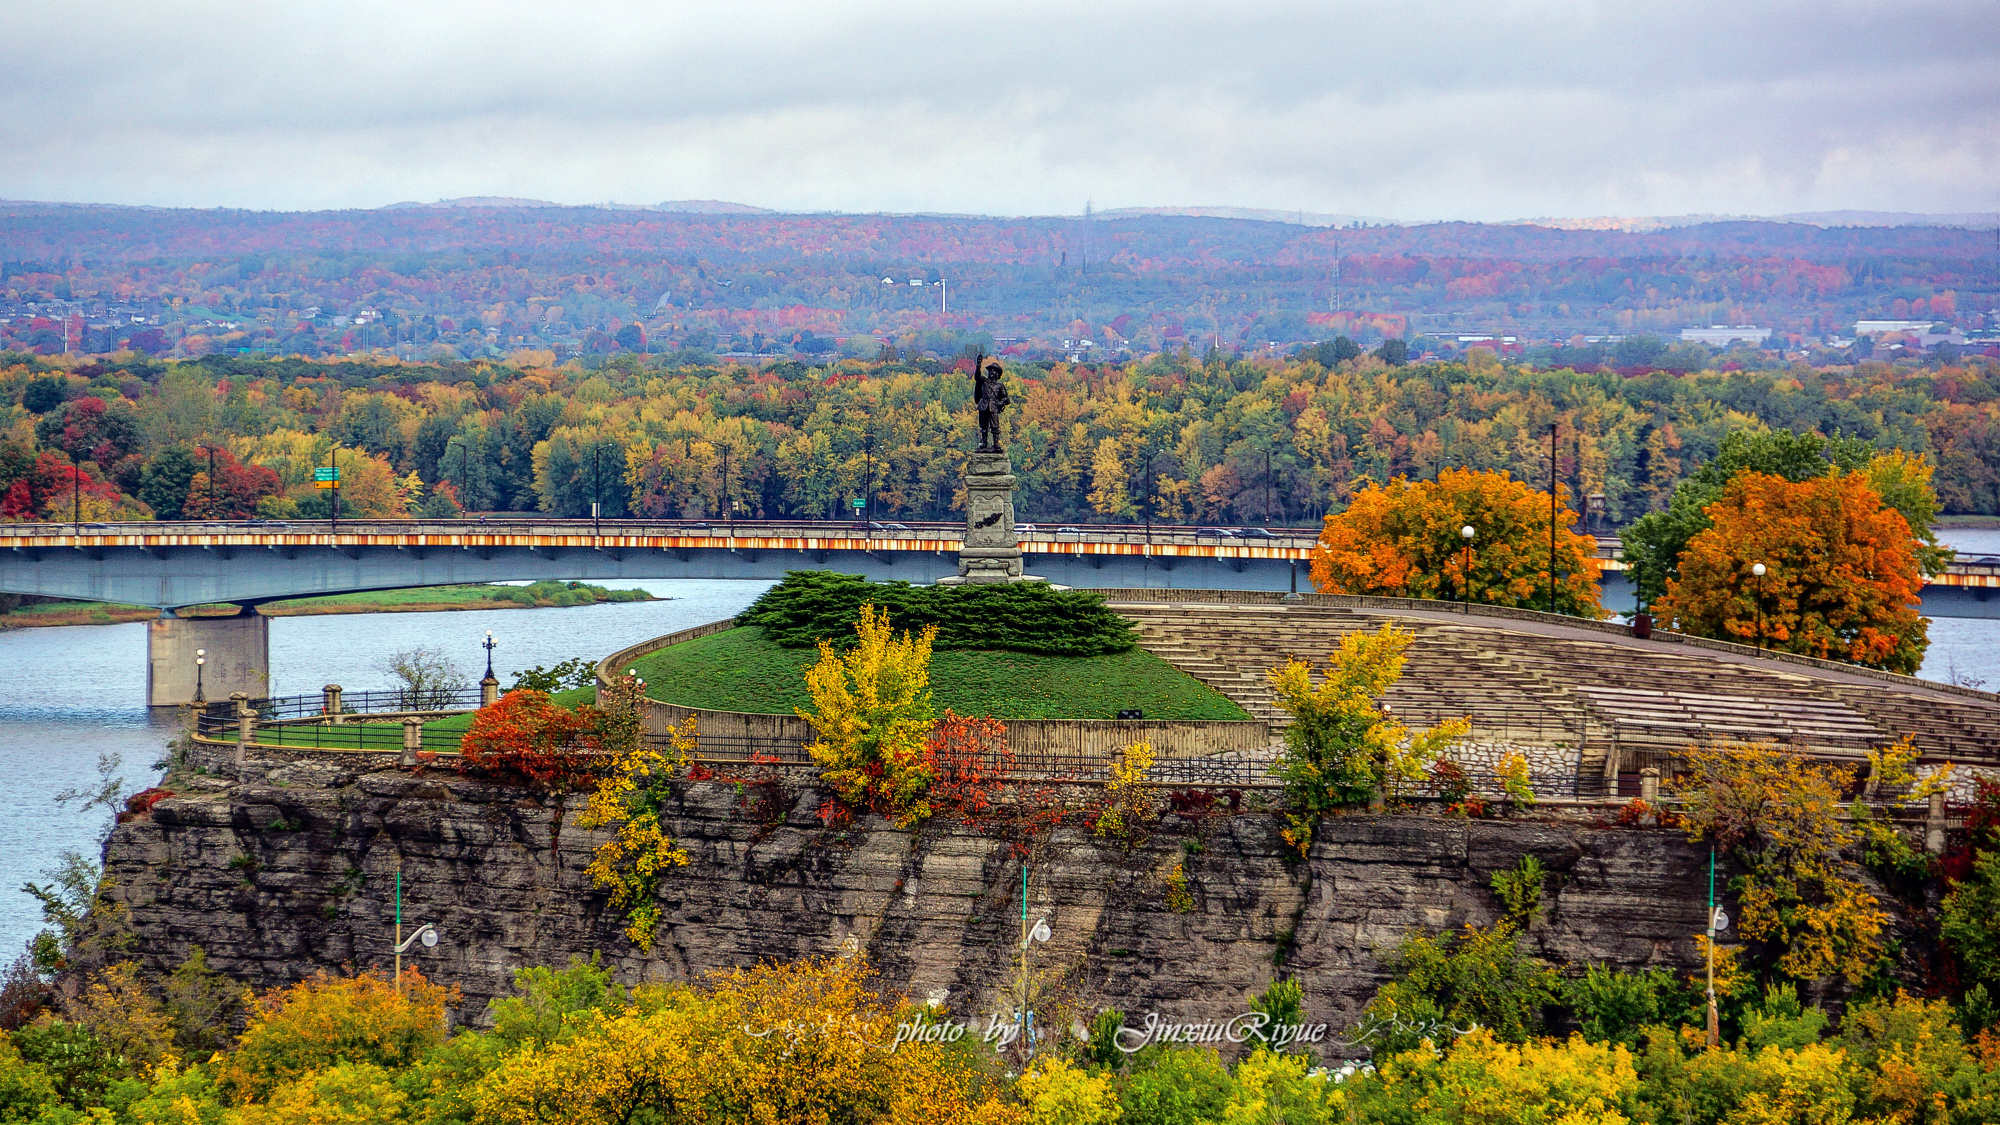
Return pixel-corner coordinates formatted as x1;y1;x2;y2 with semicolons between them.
214;970;457;1105
469;957;1012;1125
1016;1056;1119;1125
798;605;938;825
1094;741;1155;839
580;711;696;950
235;1062;409;1125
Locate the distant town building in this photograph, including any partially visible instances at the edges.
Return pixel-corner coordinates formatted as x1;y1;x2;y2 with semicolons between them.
1855;320;1967;348
1680;325;1771;345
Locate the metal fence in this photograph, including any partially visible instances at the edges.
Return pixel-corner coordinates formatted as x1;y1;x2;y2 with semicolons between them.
244;687;485;721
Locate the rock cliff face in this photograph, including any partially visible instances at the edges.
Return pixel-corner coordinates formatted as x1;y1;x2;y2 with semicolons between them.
103;747;1719;1035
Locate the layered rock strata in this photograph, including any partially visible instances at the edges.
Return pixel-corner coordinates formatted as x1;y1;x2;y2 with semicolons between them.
104;745;1726;1035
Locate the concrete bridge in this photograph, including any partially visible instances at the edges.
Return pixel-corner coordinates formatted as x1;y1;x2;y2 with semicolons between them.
2;518;1994;704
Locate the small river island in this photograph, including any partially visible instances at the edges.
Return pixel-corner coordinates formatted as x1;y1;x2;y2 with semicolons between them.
0;580;657;629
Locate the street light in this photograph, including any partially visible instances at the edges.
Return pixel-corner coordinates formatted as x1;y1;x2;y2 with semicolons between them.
444;437;468;517
194;648;206;704
393;864;443;991
1750;562;1768;649
1547;422;1559;616
483;630;497;682
1460;525;1476;613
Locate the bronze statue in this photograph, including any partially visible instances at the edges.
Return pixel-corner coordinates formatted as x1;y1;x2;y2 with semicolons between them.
974;358;1010;452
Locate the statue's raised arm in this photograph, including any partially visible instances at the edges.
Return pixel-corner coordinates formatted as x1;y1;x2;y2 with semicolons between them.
974;358;1010;452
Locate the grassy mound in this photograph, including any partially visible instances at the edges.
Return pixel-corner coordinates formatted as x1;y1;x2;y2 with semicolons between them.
629;626;1250;721
738;571;1137;656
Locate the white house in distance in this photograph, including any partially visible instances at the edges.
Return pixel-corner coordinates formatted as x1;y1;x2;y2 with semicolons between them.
1680;325;1771;345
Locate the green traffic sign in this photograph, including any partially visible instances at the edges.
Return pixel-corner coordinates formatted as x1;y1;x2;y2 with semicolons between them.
314;467;340;482
851;498;865;509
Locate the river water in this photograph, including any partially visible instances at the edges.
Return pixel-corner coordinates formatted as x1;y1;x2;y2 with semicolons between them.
2;536;1997;960
0;579;777;960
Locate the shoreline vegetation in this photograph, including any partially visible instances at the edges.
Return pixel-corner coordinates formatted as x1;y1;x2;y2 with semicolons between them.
0;581;657;630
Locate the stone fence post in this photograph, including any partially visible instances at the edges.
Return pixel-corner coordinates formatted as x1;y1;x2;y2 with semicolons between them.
1639;767;1659;806
401;719;423;767
480;673;500;709
323;683;343;719
1928;791;1948;855
231;691;254;768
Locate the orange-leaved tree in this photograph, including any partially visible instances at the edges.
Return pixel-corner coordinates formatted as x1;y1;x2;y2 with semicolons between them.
1310;467;1605;618
462;688;604;849
922;711;1012;821
1652;470;1928;672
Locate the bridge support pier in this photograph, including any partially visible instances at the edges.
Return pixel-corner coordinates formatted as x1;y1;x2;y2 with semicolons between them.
147;610;270;707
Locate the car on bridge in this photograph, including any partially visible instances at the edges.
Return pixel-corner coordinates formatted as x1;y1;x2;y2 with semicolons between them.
1196;527;1237;538
1236;527;1279;539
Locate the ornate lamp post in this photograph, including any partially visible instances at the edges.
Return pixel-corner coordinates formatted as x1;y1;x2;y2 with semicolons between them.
479;630;500;707
1460;524;1476;613
1750;562;1768;649
193;648;206;703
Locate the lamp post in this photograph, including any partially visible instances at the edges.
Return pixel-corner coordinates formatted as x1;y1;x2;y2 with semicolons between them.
479;630;500;708
193;648;206;704
1751;562;1768;649
445;437;467;517
1141;446;1154;563
1460;524;1476;613
1704;848;1730;1048
1547;422;1559;616
392;863;441;992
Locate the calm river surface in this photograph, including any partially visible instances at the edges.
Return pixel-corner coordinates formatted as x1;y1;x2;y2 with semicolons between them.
2;539;1997;959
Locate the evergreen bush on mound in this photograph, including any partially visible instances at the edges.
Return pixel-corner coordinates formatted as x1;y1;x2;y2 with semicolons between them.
739;570;1138;656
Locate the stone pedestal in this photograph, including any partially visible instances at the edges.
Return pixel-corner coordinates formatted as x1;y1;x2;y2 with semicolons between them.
942;451;1038;585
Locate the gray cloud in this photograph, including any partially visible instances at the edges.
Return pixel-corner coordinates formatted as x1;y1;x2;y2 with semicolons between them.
1;0;1994;219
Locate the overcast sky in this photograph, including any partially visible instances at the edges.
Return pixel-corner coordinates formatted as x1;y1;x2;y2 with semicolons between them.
2;0;1995;221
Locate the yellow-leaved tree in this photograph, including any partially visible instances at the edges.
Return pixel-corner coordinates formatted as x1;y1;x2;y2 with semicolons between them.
1674;742;1887;984
215;970;458;1105
799;604;938;826
1268;624;1468;856
580;702;697;952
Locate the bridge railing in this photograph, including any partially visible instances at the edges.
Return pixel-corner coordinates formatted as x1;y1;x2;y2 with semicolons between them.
0;516;1324;545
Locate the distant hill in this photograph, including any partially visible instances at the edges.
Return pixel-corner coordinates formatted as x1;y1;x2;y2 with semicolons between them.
0;200;1989;350
650;200;774;214
380;197;566;210
378;197;774;214
1510;211;1999;232
1098;205;1402;227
